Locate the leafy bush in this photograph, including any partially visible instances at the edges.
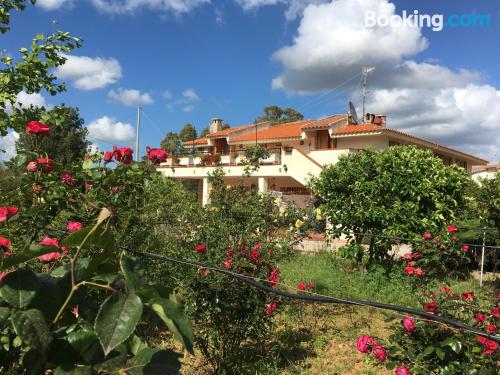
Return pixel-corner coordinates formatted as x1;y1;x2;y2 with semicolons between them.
138;169;306;374
0;121;193;373
310;146;472;267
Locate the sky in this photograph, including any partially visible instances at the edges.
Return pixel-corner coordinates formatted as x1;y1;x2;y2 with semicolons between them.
1;0;499;162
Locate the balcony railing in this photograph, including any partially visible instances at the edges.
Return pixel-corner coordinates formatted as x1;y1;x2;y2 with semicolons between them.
162;148;282;167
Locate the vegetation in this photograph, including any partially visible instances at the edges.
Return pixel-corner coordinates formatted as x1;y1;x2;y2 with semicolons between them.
476;172;500;232
256;105;304;125
160;131;183;154
310;146;472;268
178;123;198;142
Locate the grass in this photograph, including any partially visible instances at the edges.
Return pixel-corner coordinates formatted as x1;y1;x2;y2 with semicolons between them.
169;252;496;374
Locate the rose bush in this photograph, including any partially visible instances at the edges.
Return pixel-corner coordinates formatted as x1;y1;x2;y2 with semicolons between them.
356;286;499;374
0;121;194;373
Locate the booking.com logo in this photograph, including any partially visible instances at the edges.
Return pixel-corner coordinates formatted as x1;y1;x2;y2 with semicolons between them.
365;10;491;31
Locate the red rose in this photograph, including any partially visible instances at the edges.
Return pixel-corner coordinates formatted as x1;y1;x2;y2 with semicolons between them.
61;171;77;186
395;365;410;375
224;258;232;269
422;232;432;240
250;248;259;261
195;244;206;253
268;268;279;286
439;287;452;296
0;206;18;222
26;120;50;135
0;237;11;249
297;282;306;291
486;325;497;333
402;316;416;333
146;147;168;164
372;344;387;362
0;271;12;283
447;225;458;233
461;245;469;252
103;151;113;162
85;183;93;190
404;266;414;275
491;307;500;318
66;221;82;232
38;236;62;262
112;146;134;164
356;335;375;353
36;157;54;173
477;336;498;355
424;301;438;313
309;282;315;289
462;291;475;301
475;313;487;323
414;268;425;277
411;252;422;260
265;300;277;315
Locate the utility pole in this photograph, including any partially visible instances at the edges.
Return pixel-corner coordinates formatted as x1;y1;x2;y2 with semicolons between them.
135;105;141;162
362;67;375;120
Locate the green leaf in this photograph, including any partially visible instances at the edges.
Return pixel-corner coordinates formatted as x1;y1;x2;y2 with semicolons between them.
0;306;10;325
11;309;52;353
120;253;145;291
124;348;181;375
421;345;435;357
0;244;59;270
62;225;115;251
129;335;148;356
54;364;92;375
441;337;462;354
435;347;445;360
94;292;143;356
0;268;39;308
149;297;193;354
30;273;63;320
67;329;103;364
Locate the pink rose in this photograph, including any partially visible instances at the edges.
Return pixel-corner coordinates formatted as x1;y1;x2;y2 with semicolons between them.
447;225;458;233
402;316;416;333
356;335;374;353
61;171;77;186
265;301;277;315
462;245;469;252
372;344;387;362
146;147;168;164
268;268;279;286
112;146;134;164
395;365;410;375
195;244;206;253
103;151;113;162
38;237;62;262
297;282;306;291
224;258;232;269
0;236;11;249
404;266;414;275
27;161;38;172
0;271;12;283
0;206;18;222
414;268;425;277
422;232;432;240
66;221;82;232
26;120;50;135
72;305;79;318
474;313;487;323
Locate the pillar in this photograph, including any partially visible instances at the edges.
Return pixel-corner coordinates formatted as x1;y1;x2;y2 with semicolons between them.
202;178;211;206
258;177;268;194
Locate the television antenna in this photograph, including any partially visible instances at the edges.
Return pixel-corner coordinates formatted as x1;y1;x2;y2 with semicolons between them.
348;101;358;124
362;67;375;119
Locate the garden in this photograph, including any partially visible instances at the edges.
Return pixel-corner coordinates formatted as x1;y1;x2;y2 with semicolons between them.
1;1;499;374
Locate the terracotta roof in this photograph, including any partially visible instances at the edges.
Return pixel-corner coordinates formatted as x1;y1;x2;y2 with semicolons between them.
333;124;488;163
207;123;256;138
302;115;346;130
183;138;208;146
230;120;313;143
333;123;382;135
471;163;500;172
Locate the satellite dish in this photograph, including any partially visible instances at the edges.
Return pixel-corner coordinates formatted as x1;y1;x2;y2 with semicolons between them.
348;101;358;124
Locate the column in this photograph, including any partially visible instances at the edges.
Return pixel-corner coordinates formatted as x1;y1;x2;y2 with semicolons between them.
202;178;211;206
258;177;268;194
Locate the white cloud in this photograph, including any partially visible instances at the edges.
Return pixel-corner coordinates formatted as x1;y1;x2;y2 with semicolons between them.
5;92;49;114
270;0;500;161
36;0;73;10
108;88;154;106
91;0;209;14
162;90;173;100
182;105;195;112
0;131;19;163
87;116;135;142
182;89;200;101
55;55;122;91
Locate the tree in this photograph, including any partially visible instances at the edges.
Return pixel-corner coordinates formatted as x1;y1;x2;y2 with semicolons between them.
0;0;82;136
178;123;197;142
200;122;229;138
476;172;500;232
256;105;303;125
310;146;472;266
8;105;89;165
160;131;183;154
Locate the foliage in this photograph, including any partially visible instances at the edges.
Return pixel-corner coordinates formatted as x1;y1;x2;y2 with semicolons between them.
0;123;193;373
7;105;89;165
376;287;499;374
136;168;307;374
476;172;500;232
0;0;82;136
243;146;270;176
178;123;197;143
310;146;472;267
160;131;183;154
255;105;303;125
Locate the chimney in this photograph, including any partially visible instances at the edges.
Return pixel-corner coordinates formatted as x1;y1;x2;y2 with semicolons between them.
209;118;223;134
374;114;387;127
364;113;375;123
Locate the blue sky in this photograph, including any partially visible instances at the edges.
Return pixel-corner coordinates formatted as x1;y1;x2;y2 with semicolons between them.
1;0;499;161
